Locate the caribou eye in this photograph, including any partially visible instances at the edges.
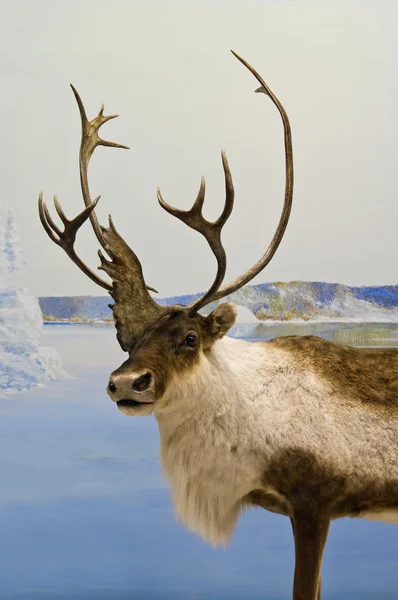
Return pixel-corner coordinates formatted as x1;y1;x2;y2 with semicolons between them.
184;333;197;348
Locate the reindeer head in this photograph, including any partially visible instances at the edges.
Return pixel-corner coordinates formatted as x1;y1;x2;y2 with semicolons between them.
107;303;237;415
39;51;293;416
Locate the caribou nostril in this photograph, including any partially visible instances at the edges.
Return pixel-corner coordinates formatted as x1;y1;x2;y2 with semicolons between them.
132;372;152;392
108;380;117;394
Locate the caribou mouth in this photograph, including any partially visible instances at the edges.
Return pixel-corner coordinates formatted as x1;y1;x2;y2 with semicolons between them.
117;399;153;408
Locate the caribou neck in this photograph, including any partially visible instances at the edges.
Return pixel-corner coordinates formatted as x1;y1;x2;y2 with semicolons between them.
154;336;268;425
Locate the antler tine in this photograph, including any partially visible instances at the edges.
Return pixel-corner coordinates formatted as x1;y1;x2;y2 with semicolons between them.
201;50;294;304
38;192;113;290
215;150;234;228
158;176;206;221
157;150;235;314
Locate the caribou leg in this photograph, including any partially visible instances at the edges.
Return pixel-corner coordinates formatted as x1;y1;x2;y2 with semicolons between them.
291;519;322;598
290;512;329;600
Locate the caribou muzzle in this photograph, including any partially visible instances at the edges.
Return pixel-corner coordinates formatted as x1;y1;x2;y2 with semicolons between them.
107;370;156;415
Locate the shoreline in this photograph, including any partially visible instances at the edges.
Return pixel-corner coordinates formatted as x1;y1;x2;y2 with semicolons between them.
43;318;398;326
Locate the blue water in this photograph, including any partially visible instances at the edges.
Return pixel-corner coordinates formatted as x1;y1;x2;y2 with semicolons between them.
0;325;397;599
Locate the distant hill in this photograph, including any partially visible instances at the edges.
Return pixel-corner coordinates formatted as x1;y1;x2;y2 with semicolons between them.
39;281;398;324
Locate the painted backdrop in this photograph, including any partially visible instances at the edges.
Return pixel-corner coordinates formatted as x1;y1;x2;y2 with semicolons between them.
1;1;398;599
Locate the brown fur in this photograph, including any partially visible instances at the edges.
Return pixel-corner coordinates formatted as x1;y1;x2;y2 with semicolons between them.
250;448;398;518
267;335;398;413
247;444;398;599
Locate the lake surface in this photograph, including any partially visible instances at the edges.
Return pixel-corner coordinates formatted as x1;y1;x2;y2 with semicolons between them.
0;323;397;599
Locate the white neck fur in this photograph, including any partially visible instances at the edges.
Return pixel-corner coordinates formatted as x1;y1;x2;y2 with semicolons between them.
154;337;276;546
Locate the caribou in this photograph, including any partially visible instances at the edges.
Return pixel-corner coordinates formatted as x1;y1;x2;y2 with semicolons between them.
38;51;398;600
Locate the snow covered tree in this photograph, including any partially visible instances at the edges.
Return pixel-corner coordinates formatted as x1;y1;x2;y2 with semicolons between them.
0;203;65;396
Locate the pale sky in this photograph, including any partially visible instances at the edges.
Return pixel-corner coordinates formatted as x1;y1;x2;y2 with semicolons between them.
1;0;397;297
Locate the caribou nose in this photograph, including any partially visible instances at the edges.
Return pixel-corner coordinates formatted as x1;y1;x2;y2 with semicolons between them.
132;372;152;392
108;379;117;394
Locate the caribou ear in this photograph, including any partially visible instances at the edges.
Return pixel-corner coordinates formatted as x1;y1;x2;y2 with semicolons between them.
202;303;237;347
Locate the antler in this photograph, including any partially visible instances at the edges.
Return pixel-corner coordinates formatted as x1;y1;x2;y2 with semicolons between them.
157;151;234;314
39;51;293;349
158;50;294;312
208;51;293;302
38;86;157;294
38;86;163;352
